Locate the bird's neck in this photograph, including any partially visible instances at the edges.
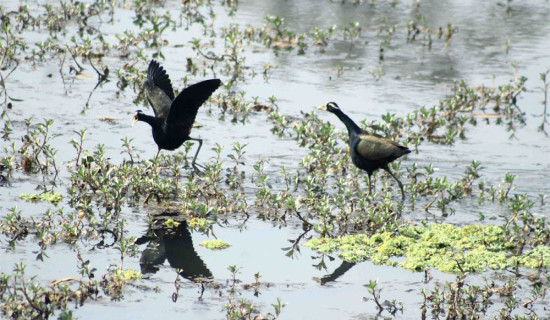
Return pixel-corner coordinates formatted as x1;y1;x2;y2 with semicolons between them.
138;114;164;128
333;109;362;136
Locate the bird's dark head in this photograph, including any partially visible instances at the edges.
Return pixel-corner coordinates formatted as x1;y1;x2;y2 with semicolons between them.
132;110;144;126
318;102;341;113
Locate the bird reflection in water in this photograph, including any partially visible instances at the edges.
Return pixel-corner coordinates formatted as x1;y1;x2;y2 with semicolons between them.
315;259;356;285
136;213;212;280
283;228;356;285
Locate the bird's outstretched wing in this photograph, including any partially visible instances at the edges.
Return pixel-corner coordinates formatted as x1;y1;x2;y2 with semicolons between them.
355;133;410;162
144;60;175;120
167;79;222;128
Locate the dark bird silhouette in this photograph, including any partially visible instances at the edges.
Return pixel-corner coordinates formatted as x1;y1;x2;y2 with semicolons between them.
133;60;221;172
136;215;212;280
318;102;411;200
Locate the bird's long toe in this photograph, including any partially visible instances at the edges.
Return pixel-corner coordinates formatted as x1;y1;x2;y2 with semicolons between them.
192;163;206;176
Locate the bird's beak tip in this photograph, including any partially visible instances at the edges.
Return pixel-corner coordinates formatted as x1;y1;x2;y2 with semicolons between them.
317;105;327;110
132;116;138;127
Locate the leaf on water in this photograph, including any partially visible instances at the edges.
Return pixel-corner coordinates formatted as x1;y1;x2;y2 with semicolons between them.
8;96;24;102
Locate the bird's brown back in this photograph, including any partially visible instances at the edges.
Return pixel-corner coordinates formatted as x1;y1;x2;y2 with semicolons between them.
355;133;410;162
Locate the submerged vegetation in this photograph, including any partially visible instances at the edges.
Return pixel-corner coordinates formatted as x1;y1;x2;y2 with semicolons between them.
1;0;549;319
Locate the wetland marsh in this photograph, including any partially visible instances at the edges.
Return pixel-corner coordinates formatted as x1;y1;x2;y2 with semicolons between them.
1;0;550;319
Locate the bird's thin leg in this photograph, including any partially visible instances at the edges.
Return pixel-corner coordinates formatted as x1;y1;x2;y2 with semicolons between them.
154;149;161;161
188;137;203;173
367;173;372;196
385;167;405;201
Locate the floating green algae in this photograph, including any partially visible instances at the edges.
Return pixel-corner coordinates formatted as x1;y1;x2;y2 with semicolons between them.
165;219;181;229
304;224;549;273
189;217;213;230
200;239;231;250
20;192;63;204
113;269;142;282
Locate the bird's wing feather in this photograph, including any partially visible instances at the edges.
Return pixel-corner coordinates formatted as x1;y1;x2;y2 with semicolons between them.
355;134;409;161
167;79;222;127
144;60;174;120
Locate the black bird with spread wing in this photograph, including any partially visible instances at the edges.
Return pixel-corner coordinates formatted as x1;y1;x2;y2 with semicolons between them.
318;102;411;200
133;60;221;172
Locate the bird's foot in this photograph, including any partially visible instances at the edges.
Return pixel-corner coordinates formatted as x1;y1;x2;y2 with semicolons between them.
192;163;206;176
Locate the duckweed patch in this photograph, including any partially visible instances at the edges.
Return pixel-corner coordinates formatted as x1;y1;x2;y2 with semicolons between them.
164;219;180;229
113;269;142;282
200;239;230;250
189;217;214;230
304;224;549;273
20;192;63;204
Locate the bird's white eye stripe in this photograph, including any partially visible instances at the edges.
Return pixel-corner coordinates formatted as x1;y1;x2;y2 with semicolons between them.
327;102;339;109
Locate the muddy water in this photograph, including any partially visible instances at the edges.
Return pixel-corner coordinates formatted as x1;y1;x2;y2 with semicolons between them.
1;0;550;319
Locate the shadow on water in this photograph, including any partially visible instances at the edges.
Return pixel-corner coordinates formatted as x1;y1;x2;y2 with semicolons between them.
317;261;356;285
136;213;212;280
283;227;356;285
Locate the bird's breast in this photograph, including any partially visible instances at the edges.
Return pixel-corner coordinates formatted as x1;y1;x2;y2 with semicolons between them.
177;125;191;138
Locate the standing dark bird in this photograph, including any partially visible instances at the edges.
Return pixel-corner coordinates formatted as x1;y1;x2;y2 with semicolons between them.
318;102;411;200
133;60;221;172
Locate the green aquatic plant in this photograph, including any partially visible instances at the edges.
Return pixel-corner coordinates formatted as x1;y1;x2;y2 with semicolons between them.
17;118;59;177
111;269;142;282
304;223;550;273
364;279;403;315
188;217;214;230
20;191;63;204
0;21;26;107
538;70;549;135
422;270;548;319
343;21;362;52
227;265;240;287
100;266;141;300
224;296;285;320
0;257;99;319
311;25;336;49
397;77;528;148
164;218;180;229
200;239;230;250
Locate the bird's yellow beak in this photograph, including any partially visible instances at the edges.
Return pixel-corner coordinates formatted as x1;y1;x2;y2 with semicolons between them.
317;105;327;110
132;115;138;127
